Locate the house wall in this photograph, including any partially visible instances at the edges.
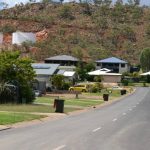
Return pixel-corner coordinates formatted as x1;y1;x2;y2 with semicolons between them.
102;75;121;83
35;75;52;87
12;32;36;45
58;66;76;71
119;64;129;73
96;63;129;73
45;60;78;66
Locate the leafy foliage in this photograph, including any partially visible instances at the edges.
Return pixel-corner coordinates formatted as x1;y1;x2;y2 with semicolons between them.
51;74;64;90
0;51;35;103
59;5;75;20
0;2;149;64
140;48;150;72
0;24;16;33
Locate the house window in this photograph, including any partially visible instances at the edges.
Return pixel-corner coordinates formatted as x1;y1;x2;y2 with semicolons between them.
97;63;100;66
121;64;125;68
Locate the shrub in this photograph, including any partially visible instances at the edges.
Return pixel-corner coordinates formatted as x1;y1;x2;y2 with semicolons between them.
0;24;16;33
59;5;75;20
122;79;129;86
91;83;103;93
62;82;72;90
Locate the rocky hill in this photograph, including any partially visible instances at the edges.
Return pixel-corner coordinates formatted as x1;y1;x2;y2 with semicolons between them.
0;2;150;64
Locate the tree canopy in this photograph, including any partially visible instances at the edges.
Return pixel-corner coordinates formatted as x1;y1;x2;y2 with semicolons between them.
0;51;35;103
140;48;150;72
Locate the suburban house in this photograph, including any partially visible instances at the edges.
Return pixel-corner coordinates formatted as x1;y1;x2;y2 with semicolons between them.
88;69;122;84
45;55;79;68
32;63;60;92
96;57;129;73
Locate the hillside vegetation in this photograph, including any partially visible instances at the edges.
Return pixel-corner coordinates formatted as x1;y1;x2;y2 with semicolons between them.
0;1;150;64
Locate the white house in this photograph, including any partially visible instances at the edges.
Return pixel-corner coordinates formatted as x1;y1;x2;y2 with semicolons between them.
32;63;60;92
88;69;122;83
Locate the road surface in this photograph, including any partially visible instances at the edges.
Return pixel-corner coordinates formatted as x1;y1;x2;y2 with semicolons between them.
0;87;150;150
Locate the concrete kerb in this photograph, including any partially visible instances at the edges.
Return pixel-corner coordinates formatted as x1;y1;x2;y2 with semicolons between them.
0;125;11;131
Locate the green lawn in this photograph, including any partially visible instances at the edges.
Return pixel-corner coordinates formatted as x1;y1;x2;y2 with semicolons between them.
0;104;80;113
84;90;121;97
0;90;127;125
0;112;46;125
128;82;150;87
35;90;122;107
36;97;104;107
0;104;80;125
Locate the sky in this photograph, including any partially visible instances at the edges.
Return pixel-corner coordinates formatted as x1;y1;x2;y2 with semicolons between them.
0;0;150;8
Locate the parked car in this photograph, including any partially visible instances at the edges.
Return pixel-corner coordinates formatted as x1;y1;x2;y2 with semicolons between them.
69;85;88;92
34;90;42;97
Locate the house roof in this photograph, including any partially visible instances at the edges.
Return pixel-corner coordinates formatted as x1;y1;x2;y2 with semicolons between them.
63;71;75;77
57;70;65;75
32;63;59;75
57;70;75;77
88;70;122;76
96;57;127;64
88;68;111;75
140;71;150;76
45;55;79;61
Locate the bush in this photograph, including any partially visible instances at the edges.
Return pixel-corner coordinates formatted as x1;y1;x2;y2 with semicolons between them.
143;82;147;87
94;76;102;82
91;83;103;93
0;24;16;33
59;5;75;20
62;82;72;90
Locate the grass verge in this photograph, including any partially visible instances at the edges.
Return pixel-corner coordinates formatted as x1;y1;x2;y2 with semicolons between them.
0;112;46;125
0;104;80;113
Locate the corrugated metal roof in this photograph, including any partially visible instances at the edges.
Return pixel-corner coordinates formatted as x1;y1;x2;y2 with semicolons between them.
96;57;127;64
32;63;59;75
57;70;75;77
57;70;65;75
63;71;75;77
45;55;79;61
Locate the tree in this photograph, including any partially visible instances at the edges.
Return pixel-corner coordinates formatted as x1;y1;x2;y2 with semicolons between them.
116;0;123;5
41;0;51;3
145;25;150;39
29;0;36;2
0;2;8;9
93;0;103;6
140;48;150;72
0;51;35;103
51;75;64;90
134;0;140;5
60;0;64;4
76;62;95;81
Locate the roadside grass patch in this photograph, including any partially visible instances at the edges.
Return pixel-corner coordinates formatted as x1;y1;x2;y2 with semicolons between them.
0;104;80;113
35;97;104;107
35;90;122;107
0;112;46;125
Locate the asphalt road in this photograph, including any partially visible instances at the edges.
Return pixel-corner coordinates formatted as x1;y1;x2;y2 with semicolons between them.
0;87;150;150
